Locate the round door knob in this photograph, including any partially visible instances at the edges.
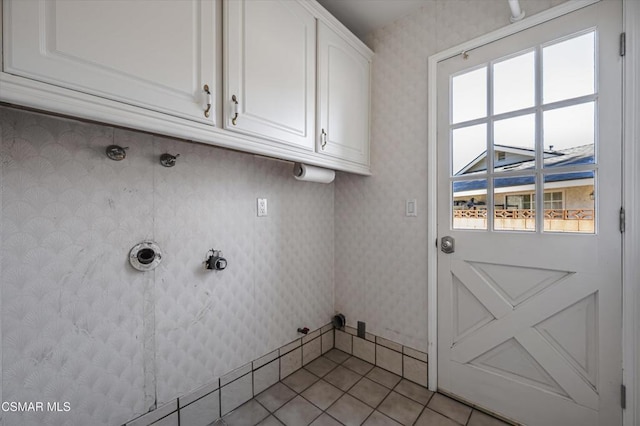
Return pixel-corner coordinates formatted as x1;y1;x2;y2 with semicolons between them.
440;236;455;253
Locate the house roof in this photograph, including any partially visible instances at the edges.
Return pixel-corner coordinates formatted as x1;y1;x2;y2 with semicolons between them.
457;144;593;175
453;144;594;193
457;145;538;175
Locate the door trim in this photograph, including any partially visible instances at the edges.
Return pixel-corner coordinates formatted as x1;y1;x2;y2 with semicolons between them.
622;1;640;425
426;0;624;407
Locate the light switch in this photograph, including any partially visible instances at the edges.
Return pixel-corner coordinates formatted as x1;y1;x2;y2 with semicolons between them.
406;199;417;217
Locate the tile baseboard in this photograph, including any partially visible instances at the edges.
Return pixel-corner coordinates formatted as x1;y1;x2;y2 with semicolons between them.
334;327;429;388
122;324;334;426
123;325;425;426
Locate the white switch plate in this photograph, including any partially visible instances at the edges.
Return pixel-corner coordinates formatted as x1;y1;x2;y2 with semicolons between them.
257;198;268;217
406;199;417;217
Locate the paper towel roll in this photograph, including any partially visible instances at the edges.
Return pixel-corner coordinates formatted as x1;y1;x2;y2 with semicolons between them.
293;163;335;183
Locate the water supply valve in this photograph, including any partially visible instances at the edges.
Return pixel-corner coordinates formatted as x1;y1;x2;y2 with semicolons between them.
160;153;180;167
205;249;227;271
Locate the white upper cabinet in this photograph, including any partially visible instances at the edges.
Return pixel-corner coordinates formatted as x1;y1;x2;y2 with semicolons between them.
317;21;371;166
224;0;316;151
3;0;216;124
1;0;373;174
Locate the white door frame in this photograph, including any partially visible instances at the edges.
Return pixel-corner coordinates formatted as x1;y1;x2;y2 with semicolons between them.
622;1;640;425
426;1;640;424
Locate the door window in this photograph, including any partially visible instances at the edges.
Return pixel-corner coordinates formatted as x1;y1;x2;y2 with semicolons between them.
450;31;596;233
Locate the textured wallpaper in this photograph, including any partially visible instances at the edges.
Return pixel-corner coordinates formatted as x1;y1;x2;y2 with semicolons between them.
0;1;576;424
0;107;334;425
334;0;568;352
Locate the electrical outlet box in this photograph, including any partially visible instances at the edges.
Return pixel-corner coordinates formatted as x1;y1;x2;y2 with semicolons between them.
257;198;268;217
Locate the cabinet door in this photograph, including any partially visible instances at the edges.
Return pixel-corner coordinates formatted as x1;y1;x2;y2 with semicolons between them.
3;0;216;124
224;0;316;151
317;22;370;166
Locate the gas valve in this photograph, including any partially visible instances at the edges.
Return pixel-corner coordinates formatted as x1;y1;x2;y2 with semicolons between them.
205;249;227;271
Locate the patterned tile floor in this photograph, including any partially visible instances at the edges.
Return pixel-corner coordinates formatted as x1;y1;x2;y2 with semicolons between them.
213;349;510;426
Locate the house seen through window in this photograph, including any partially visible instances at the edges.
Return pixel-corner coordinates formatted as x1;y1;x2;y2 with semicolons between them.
450;30;596;233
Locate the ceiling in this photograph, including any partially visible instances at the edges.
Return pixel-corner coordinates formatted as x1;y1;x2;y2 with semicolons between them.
316;0;428;42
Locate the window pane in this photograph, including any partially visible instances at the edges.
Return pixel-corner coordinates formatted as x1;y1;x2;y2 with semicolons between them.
452;124;486;176
452;67;487;123
506;194;533;209
494;176;536;231
544;172;594;233
543;191;563;209
494;114;536;172
453;180;487;230
543;102;594;168
543;32;595;103
494;51;535;114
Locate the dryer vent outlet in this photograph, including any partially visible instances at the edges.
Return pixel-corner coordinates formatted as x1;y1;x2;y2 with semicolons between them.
332;314;345;330
129;241;162;272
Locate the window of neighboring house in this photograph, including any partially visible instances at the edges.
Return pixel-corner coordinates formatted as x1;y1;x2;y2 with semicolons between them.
505;191;563;210
506;194;532;209
543;191;563;209
497;152;506;161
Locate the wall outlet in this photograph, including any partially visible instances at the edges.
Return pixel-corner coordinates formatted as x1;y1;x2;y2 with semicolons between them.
257;198;268;217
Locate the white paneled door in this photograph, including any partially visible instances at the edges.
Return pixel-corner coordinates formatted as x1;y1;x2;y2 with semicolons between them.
436;2;623;425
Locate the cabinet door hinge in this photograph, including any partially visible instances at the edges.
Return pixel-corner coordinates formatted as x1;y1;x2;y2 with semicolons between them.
620;207;626;233
621;384;627;409
620;32;626;57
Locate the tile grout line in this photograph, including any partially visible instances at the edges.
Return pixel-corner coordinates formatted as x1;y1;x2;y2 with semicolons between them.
410;391;436;426
250;351;493;426
217;378;222;420
341;353;430;425
237;349;500;426
280;367;337;426
322;355;400;425
247;398;271;425
307;354;375;421
212;326;335;423
224;343;429;426
348;373;378;425
426;393;480;426
463;406;473;426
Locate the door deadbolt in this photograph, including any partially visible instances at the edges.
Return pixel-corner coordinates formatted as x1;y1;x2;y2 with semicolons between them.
441;236;455;254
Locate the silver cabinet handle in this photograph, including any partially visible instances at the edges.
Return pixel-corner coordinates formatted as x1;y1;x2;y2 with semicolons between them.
321;129;327;149
203;84;212;118
231;95;239;125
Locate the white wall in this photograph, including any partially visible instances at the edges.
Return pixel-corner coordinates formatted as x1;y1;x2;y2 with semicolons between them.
0;106;334;425
335;0;567;352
